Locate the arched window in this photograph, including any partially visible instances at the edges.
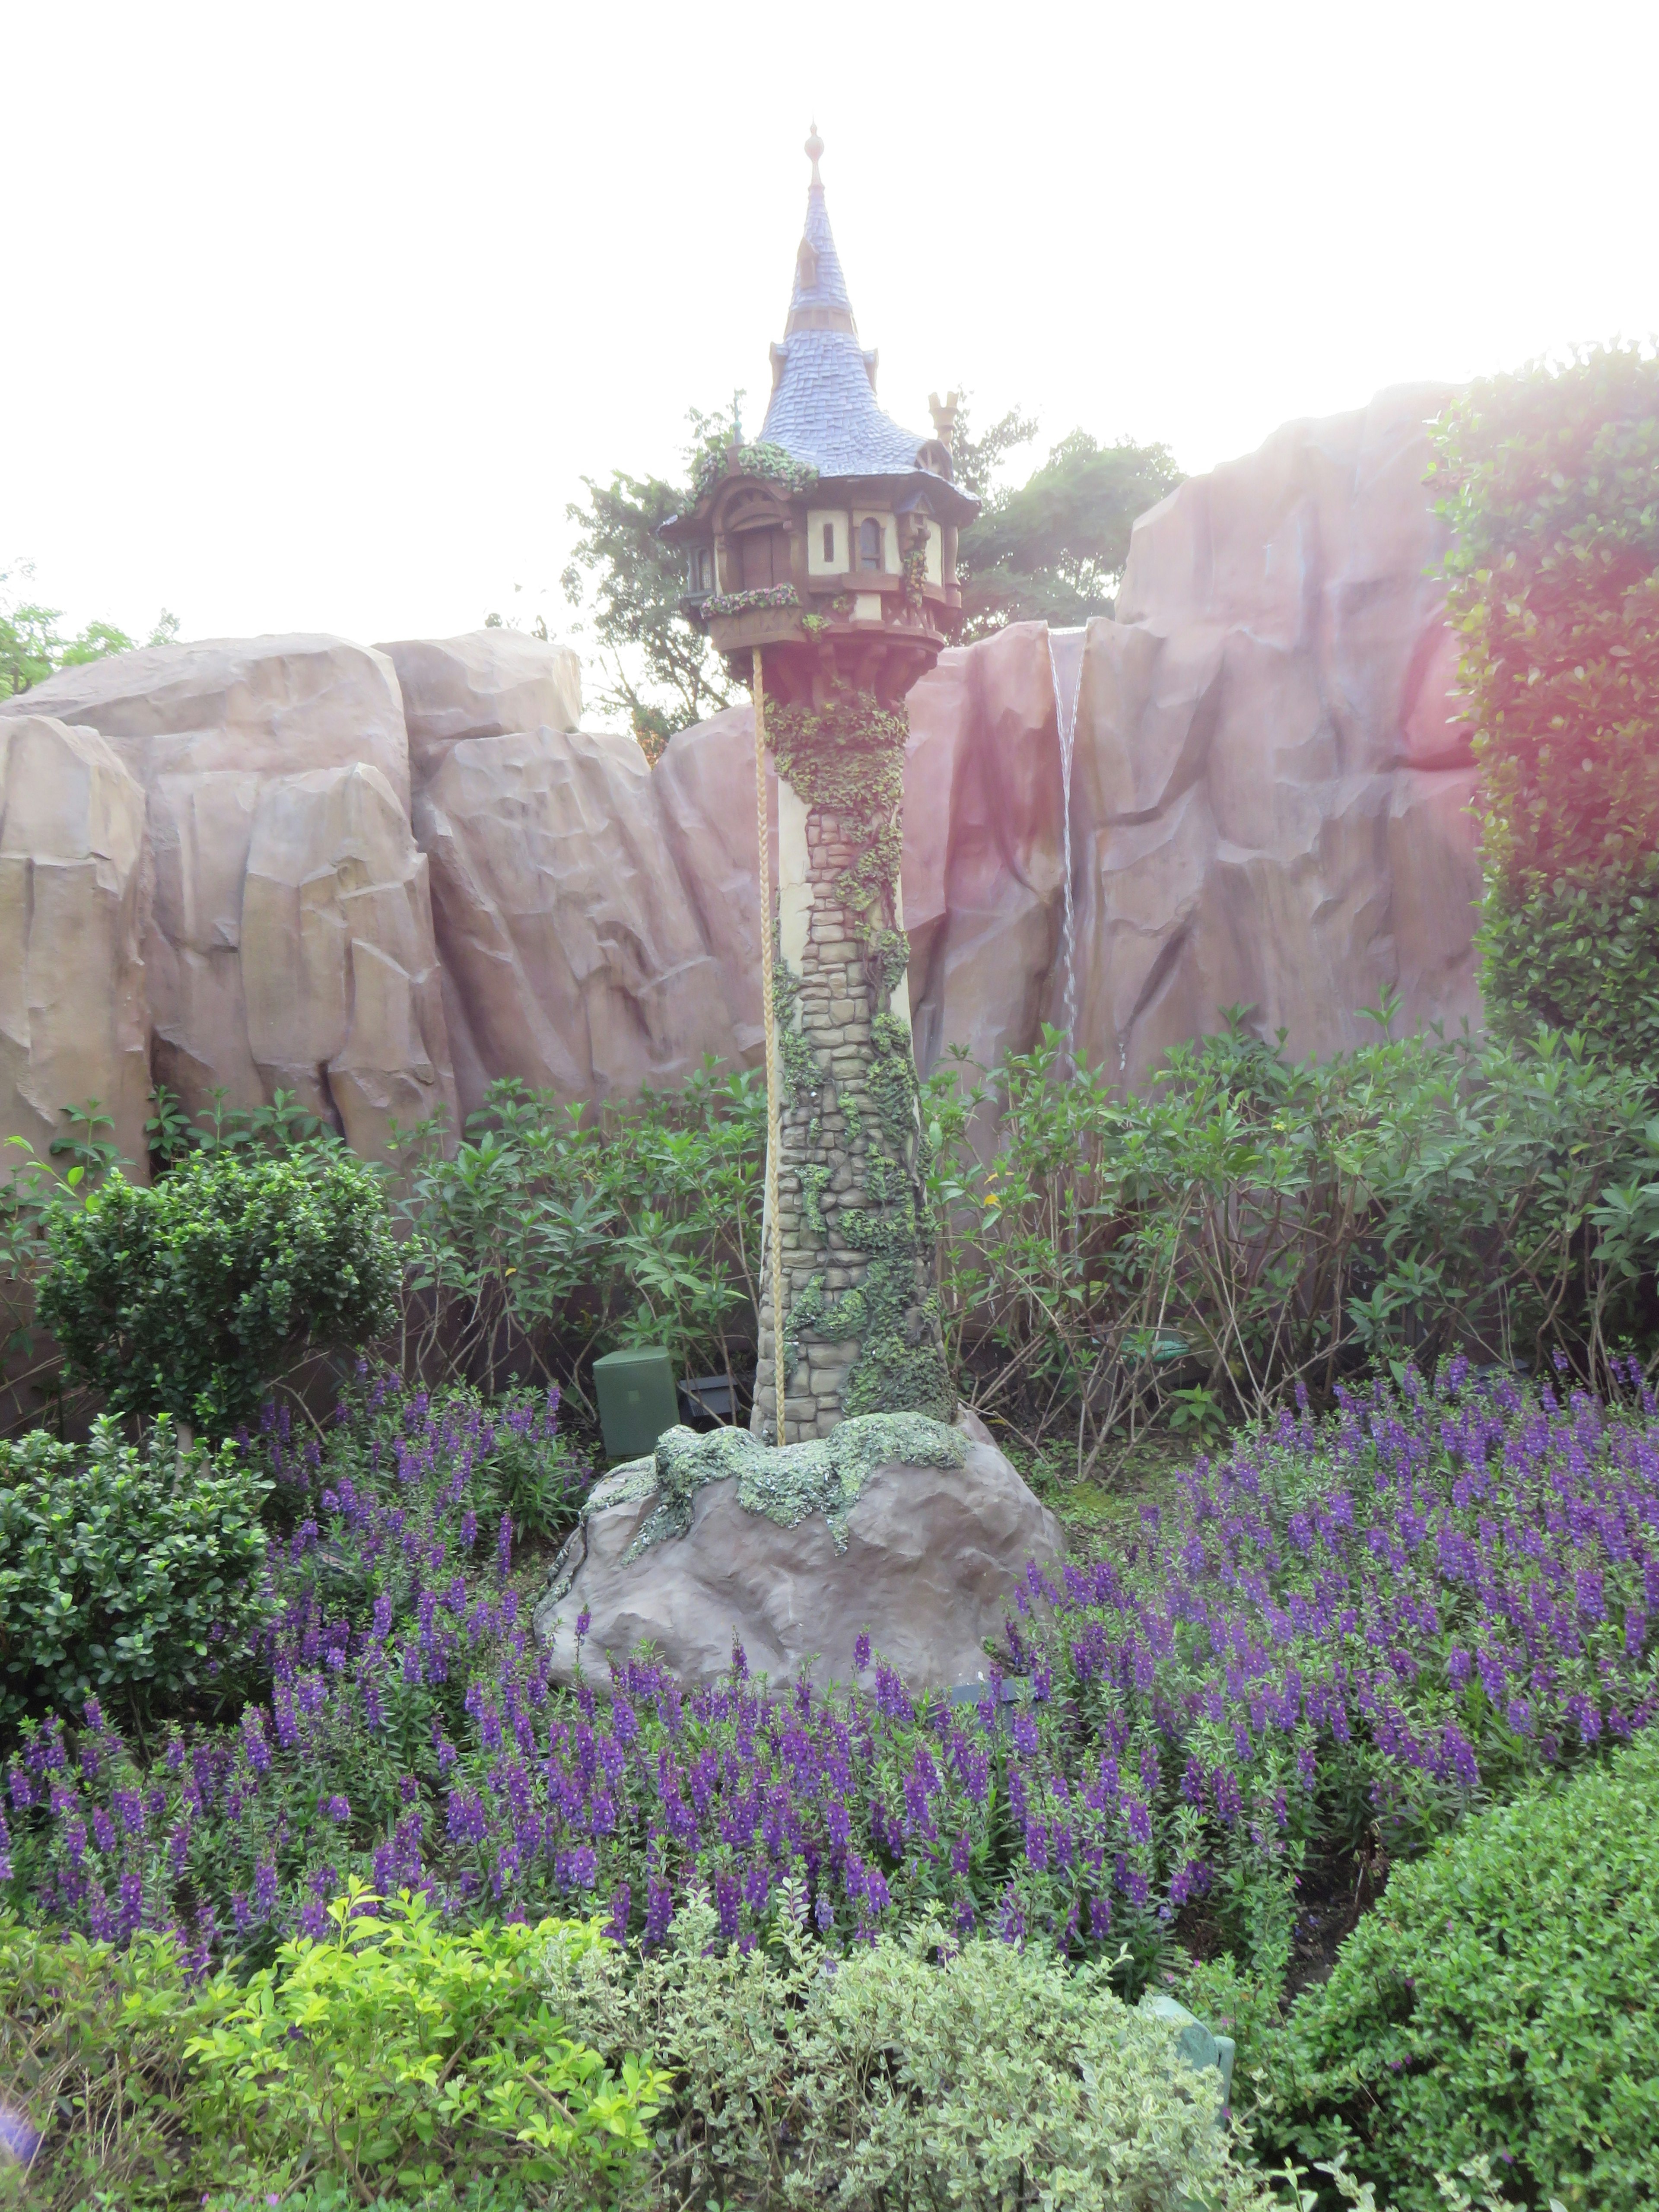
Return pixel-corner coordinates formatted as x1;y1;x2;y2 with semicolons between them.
858;517;883;571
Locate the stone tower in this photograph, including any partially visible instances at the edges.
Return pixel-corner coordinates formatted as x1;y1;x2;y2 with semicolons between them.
661;128;978;1442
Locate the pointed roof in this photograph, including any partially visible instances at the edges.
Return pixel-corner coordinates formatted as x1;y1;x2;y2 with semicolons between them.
760;129;961;491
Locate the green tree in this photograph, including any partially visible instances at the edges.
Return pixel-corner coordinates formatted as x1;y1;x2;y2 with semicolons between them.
957;428;1184;639
1433;345;1659;1062
947;395;1039;502
560;406;737;759
1;561;179;696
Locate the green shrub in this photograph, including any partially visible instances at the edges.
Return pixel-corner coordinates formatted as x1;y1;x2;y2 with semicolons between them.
540;1887;1280;2212
924;1017;1659;1462
0;1416;271;1729
391;1059;764;1410
0;1893;663;2210
1431;344;1659;1056
1269;1727;1659;2212
1477;850;1659;1066
0;1913;203;2210
183;1888;664;2205
38;1148;400;1433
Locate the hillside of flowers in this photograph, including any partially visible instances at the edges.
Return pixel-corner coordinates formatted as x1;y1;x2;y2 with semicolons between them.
4;1358;1654;1995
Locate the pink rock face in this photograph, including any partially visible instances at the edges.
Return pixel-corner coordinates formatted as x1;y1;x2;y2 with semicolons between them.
0;401;1486;1164
1067;385;1482;1085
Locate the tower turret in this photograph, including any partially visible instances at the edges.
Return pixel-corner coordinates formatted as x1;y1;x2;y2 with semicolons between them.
664;131;976;1442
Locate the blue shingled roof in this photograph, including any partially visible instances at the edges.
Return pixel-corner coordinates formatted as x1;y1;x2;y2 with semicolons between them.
760;180;932;480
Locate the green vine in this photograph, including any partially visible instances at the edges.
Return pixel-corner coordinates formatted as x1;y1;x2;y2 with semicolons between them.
693;440;819;501
769;934;822;1110
763;686;953;1426
768;695;908;941
799;1162;829;1240
901;543;928;612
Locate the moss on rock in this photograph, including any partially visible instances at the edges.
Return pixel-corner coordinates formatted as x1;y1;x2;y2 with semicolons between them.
612;1413;967;1562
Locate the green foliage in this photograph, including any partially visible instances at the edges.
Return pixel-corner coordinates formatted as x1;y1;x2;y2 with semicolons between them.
0;561;178;696
0;1417;271;1730
689;436;817;501
560;406;743;750
37;1150;399;1434
184;1888;663;2203
925;1013;1659;1471
1432;346;1659;1052
957;429;1184;638
391;1059;766;1411
945;394;1040;502
0;1897;663;2209
1477;849;1659;1068
540;1888;1278;2212
1268;1728;1659;2212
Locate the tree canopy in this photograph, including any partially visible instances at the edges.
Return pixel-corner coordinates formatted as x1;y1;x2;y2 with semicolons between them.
558;397;1181;754
956;425;1183;639
1;563;178;697
559;407;740;761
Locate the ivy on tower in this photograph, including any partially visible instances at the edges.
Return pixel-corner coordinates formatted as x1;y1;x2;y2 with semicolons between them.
661;127;978;1441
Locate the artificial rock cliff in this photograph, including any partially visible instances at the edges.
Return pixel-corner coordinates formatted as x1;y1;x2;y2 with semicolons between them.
0;387;1480;1172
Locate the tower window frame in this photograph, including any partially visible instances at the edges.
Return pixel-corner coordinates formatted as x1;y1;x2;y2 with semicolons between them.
858;517;883;571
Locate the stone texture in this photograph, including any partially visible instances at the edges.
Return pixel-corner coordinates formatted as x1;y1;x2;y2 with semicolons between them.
0;717;150;1170
0;636;452;1153
414;728;749;1118
534;1410;1064;1691
0;391;1485;1167
376;630;582;782
903;620;1068;1076
242;765;455;1159
1066;385;1482;1086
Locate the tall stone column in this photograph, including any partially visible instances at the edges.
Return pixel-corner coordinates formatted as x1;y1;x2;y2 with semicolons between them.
750;693;953;1441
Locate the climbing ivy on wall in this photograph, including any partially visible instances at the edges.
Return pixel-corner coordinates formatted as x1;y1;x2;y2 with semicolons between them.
766;690;952;1425
1432;345;1659;1062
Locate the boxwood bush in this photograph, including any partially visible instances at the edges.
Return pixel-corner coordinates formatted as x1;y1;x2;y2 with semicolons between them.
37;1148;399;1434
0;1417;271;1732
1271;1726;1659;2211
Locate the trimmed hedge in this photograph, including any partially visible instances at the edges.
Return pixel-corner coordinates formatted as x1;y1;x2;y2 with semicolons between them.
1274;1727;1659;2211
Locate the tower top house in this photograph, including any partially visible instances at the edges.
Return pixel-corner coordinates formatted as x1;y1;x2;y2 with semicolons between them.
661;127;978;710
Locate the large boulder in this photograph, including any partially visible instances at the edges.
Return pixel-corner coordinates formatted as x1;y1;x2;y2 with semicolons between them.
534;1409;1064;1691
376;630;583;782
1066;385;1482;1085
415;727;749;1116
0;390;1486;1166
0;636;453;1152
0;716;150;1169
242;764;455;1158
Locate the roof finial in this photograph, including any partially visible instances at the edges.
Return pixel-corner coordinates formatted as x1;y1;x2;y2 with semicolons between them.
805;121;823;189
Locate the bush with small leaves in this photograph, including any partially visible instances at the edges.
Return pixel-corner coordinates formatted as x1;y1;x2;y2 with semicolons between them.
37;1148;399;1434
1269;1726;1659;2212
540;1888;1282;2212
0;1417;271;1732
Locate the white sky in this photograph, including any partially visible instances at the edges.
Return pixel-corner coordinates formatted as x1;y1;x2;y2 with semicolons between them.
6;0;1656;664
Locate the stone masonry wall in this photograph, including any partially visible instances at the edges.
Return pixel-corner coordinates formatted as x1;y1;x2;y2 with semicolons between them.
750;784;946;1441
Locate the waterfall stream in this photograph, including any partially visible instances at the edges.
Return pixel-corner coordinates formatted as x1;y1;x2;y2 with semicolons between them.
1047;626;1087;1067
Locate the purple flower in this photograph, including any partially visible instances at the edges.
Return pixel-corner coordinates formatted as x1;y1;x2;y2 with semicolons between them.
853;1631;872;1671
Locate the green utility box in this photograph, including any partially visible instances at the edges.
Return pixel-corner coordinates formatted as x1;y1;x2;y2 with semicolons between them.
593;1347;680;1464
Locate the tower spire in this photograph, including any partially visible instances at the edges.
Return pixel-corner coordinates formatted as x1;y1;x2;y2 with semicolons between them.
805;119;823;189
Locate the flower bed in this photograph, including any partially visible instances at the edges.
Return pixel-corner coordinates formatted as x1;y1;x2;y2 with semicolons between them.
1;1367;1654;1989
